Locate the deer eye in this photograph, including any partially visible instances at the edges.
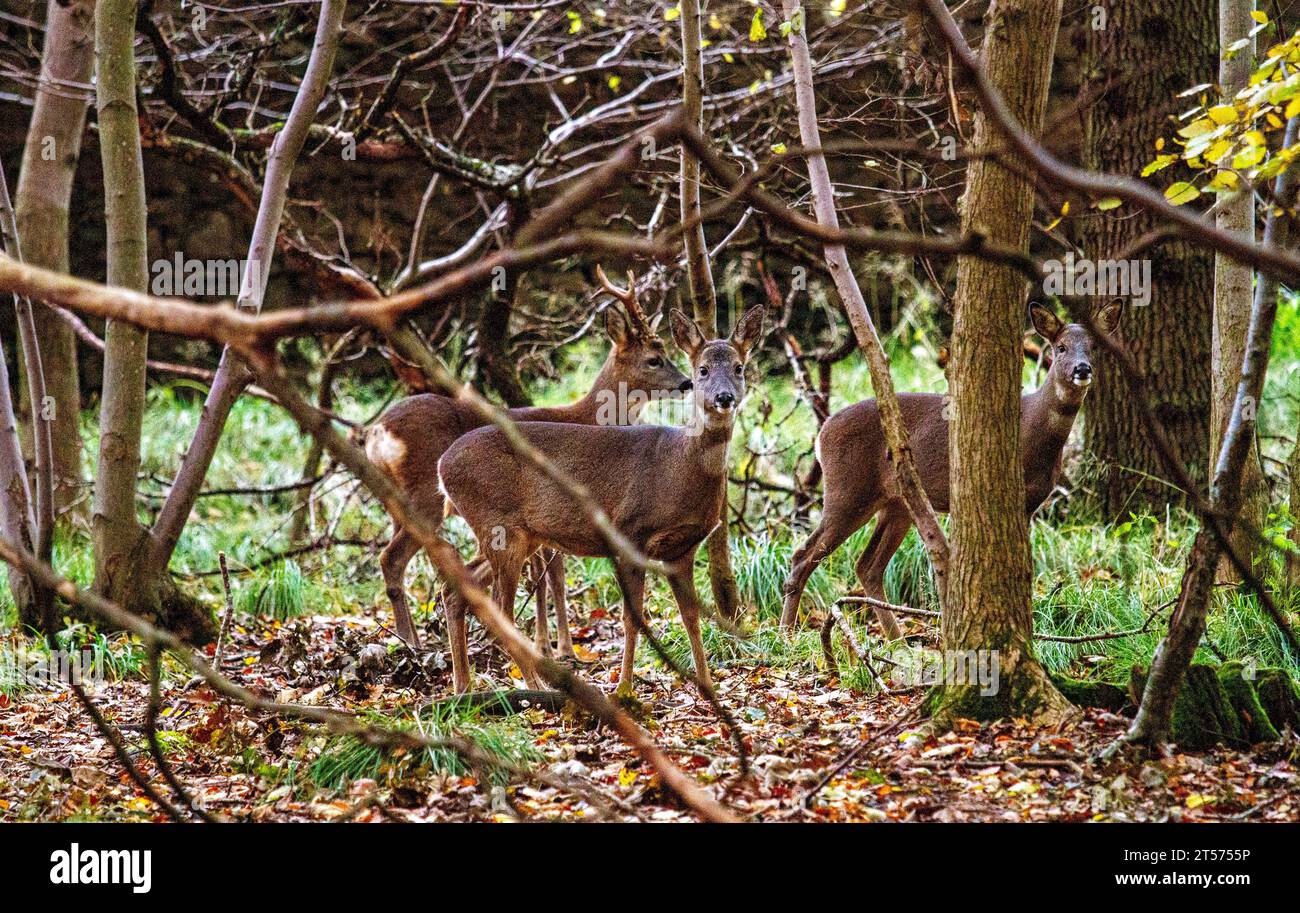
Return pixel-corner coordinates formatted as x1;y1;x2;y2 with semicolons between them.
647;357;663;368
734;363;743;376
1057;344;1067;353
699;366;709;377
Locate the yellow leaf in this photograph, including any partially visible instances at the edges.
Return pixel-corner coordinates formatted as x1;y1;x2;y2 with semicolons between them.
664;4;680;22
1251;9;1268;24
1141;154;1177;176
1186;793;1216;808
1207;105;1237;124
1232;144;1266;169
618;767;638;787
1094;197;1122;211
572;643;600;663
749;8;767;41
1060;200;1071;215
1164;181;1201;205
1207;170;1240;191
1286;96;1300;118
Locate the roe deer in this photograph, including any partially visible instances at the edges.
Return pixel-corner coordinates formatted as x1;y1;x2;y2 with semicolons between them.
438;305;766;698
365;268;690;653
781;301;1122;638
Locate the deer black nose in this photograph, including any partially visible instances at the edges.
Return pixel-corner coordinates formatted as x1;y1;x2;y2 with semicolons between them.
1074;364;1092;379
714;391;735;409
679;379;693;392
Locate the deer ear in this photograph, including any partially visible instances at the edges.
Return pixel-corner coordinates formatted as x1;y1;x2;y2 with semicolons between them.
1096;299;1123;336
605;307;632;349
670;308;706;360
731;305;766;360
1029;303;1064;342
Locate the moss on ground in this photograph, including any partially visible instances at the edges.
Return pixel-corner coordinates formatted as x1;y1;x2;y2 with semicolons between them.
1048;674;1129;712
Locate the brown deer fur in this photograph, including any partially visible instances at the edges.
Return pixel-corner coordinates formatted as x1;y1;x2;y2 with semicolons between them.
781;302;1122;637
365;270;690;658
438;305;765;697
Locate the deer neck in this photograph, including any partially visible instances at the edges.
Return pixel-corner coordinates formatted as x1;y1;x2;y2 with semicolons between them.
1024;377;1081;453
564;352;639;425
678;410;735;481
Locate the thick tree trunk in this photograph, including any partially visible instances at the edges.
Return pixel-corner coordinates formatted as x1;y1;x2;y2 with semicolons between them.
92;0;152;601
933;0;1071;727
1212;0;1265;583
1119;116;1300;754
90;0;212;642
680;0;741;622
1080;0;1216;519
15;0;95;519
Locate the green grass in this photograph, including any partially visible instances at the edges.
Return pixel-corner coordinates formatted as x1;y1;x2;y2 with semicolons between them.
310;699;540;792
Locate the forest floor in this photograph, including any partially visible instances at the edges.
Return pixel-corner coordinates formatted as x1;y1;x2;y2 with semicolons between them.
3;607;1297;823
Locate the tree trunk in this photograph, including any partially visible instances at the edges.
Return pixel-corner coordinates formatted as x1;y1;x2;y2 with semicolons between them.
680;0;741;622
1120;115;1300;753
2;152;56;631
474;271;530;407
933;0;1071;727
92;0;152;602
15;0;95;519
1080;0;1216;519
1212;0;1265;583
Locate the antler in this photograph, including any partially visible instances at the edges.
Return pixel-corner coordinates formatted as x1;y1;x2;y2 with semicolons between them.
595;264;653;338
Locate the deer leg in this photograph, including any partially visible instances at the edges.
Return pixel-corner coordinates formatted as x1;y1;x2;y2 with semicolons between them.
547;553;575;660
854;503;911;641
381;525;423;647
782;507;870;629
667;558;715;700
493;535;538;688
528;553;552;657
442;555;492;694
614;561;646;700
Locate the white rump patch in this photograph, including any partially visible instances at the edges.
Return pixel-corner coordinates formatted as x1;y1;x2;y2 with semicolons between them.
366;425;406;468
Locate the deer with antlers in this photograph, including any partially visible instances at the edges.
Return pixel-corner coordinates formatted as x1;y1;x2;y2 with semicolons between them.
438;305;765;698
365;268;690;676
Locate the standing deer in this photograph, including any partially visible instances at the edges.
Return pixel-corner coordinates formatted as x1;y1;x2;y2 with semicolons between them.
365;268;690;656
438;305;766;697
781;301;1122;637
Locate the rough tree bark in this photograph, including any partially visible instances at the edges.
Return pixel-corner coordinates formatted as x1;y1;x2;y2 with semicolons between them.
781;0;950;637
14;0;94;519
141;1;347;598
1212;0;1266;582
933;0;1072;726
92;0;156;618
1080;0;1216;519
680;0;742;622
1116;115;1300;754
